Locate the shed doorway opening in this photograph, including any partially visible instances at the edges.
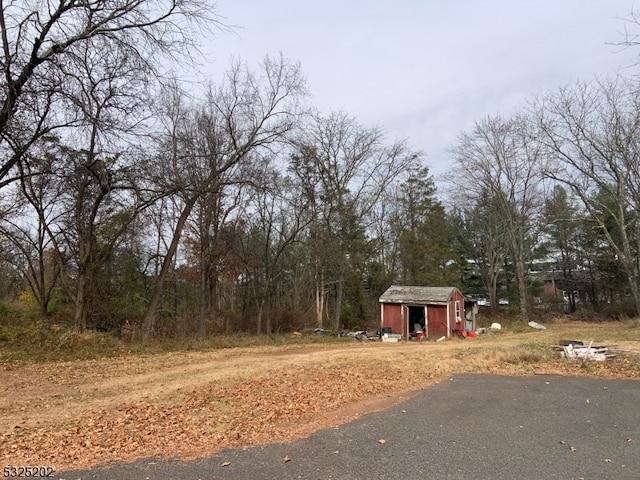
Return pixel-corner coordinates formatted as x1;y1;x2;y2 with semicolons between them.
407;305;425;339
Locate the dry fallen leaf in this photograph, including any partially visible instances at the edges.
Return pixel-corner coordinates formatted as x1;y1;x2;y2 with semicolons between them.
283;455;291;463
6;333;640;473
378;438;386;444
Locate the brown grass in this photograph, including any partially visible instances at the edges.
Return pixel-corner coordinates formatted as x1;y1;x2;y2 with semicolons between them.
1;319;639;472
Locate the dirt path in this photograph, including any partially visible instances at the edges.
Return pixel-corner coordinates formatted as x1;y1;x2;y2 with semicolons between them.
1;343;439;471
0;345;386;422
1;324;639;472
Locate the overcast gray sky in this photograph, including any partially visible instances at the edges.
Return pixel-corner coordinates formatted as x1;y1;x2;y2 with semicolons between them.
206;1;639;177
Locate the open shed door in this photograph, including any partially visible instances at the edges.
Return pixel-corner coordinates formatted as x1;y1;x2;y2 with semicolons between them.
406;305;425;339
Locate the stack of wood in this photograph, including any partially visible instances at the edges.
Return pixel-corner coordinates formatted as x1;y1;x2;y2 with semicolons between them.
554;339;614;362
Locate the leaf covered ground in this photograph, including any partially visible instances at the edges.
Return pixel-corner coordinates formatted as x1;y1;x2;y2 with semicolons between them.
1;321;639;472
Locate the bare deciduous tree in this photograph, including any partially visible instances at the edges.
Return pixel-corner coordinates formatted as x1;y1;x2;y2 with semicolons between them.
534;77;640;317
448;114;546;320
237;167;309;336
290;111;421;330
0;27;152;329
0;145;63;319
451;192;510;313
141;56;307;341
0;0;219;184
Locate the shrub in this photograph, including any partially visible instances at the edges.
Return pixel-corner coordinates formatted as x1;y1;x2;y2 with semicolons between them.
600;302;637;320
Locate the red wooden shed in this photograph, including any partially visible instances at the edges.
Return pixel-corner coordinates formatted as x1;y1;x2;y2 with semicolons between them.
379;285;469;340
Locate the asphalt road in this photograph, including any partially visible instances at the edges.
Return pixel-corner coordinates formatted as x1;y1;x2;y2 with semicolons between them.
59;374;640;480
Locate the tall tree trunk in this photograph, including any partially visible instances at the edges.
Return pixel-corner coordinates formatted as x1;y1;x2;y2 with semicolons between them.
586;260;601;313
334;280;343;332
265;298;272;336
315;282;324;328
142;197;196;342
315;257;324;328
560;249;576;313
334;258;346;331
74;274;88;332
256;298;264;335
73;233;96;332
513;240;529;320
198;228;208;337
485;268;499;315
619;256;640;318
617;221;640;317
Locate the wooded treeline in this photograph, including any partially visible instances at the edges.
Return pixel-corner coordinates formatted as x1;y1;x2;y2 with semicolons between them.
1;2;639;340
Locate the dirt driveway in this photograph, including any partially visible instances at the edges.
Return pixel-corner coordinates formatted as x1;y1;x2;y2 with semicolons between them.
1;322;639;473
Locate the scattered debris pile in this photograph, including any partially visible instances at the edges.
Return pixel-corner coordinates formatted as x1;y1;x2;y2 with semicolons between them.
475;322;502;335
554;339;615;362
381;333;402;343
528;321;546;330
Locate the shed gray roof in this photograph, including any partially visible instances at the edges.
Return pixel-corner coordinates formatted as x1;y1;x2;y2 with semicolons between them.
379;285;458;304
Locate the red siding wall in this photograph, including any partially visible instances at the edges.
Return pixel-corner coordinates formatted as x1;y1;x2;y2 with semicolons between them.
452;290;465;331
426;305;448;338
382;303;403;336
